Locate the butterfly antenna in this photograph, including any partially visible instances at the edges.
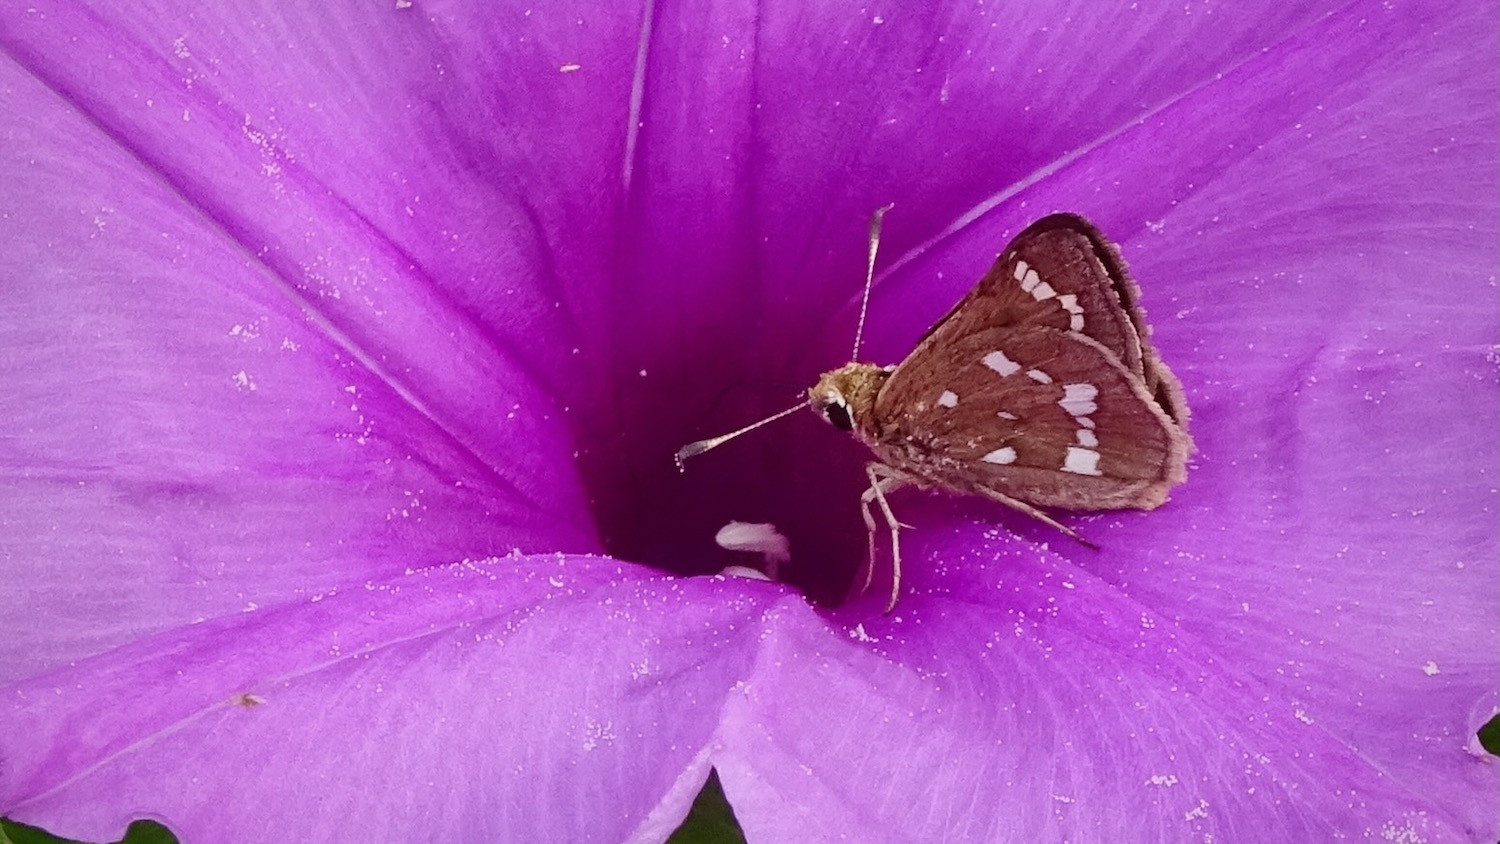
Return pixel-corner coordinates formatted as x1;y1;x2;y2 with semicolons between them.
674;401;806;471
850;203;895;361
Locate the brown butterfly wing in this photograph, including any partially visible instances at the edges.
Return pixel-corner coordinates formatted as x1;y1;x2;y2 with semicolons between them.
914;214;1189;426
872;325;1189;510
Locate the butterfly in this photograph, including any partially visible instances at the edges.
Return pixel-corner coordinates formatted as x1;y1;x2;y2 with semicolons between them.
678;209;1193;611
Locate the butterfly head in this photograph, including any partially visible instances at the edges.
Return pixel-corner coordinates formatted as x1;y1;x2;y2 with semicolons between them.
808;362;888;436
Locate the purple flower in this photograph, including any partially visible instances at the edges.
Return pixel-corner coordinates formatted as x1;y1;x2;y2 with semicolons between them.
2;0;1495;841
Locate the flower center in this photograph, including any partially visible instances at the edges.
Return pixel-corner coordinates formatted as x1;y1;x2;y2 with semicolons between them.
577;360;873;607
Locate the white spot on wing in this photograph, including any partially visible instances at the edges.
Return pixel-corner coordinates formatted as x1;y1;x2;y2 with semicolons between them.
1021;268;1041;293
1059;294;1085;331
1059;383;1099;416
1012;259;1029;283
983;446;1018;465
997;411;1018;420
1062;447;1102;476
938;390;959;408
1026;369;1053;384
983;350;1021;377
1076;429;1099;447
1031;281;1056;301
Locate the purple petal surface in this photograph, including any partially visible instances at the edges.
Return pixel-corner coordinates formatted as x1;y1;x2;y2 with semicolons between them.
1;0;627;678
2;0;1495;840
2;554;790;841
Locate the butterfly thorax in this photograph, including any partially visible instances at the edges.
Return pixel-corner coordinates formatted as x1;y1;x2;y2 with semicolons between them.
808;362;889;443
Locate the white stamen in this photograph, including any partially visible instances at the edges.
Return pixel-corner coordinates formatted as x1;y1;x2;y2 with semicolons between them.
997;411;1018;420
1026;369;1053;384
1031;281;1057;301
1059;383;1099;416
938;390;959;408
715;521;790;579
1062;447;1103;476
983;446;1018;465
1076;429;1098;447
720;565;770;581
983;350;1021;377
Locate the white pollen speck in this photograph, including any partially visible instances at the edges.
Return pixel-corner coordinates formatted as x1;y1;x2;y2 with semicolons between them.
1031;281;1057;301
983;446;1018;465
1021;268;1041;292
1146;774;1178;787
1012;260;1029;282
1059;383;1099;416
1062;447;1102;475
1026;369;1053;384
1422;660;1440;676
997;411;1018;420
1076;429;1098;447
983;350;1021;377
938;390;959;408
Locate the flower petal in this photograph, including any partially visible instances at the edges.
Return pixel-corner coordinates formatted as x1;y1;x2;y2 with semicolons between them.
3;0;1495;838
0;556;789;842
719;0;1497;837
718;534;1484;841
0;1;657;679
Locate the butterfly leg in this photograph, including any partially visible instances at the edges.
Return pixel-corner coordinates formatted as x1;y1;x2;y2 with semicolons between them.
863;463;915;612
858;470;906;591
974;486;1099;550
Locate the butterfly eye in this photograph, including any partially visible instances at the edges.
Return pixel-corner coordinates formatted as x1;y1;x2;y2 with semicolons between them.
823;398;854;432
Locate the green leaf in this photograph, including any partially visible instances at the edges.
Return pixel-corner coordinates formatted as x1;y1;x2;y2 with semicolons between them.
666;768;747;844
1479;711;1500;757
5;773;745;844
0;819;178;844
